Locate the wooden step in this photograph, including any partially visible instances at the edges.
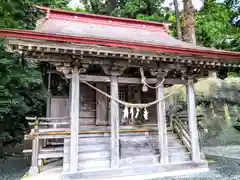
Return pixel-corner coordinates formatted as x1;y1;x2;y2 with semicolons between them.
63;159;110;172
62;161;208;180
169;152;191;163
120;155;157;166
38;152;63;159
25;143;188;153
63;134;181;146
168;147;188;154
64;151;110;162
64;144;110;153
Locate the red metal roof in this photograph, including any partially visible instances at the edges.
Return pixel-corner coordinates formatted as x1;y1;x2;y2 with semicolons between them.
35;5;170;32
0;6;239;61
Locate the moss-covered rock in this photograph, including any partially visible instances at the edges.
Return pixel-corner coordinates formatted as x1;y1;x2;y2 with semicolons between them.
166;77;240;147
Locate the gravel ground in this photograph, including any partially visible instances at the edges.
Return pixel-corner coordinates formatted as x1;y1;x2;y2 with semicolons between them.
157;155;240;180
203;146;240;159
1;154;240;180
0;156;29;180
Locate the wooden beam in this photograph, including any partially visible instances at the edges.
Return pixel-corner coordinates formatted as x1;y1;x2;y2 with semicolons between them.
156;82;168;164
27;126;173;137
69;67;80;172
186;79;201;161
80;75;111;82
66;74;187;84
110;76;120;167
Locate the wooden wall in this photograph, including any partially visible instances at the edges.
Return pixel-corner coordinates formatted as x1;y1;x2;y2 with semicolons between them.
50;83;96;125
50;83;161;126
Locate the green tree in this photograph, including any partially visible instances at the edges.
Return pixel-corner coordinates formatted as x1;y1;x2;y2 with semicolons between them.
196;0;240;51
0;0;67;144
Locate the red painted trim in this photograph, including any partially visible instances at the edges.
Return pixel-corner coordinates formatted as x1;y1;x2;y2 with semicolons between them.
0;29;239;60
35;5;168;32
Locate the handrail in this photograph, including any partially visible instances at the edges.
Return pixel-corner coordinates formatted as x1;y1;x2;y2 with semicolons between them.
26;116;71;135
26;116;70;121
175;118;190;140
28;122;69;126
173;117;191;151
170;107;206;160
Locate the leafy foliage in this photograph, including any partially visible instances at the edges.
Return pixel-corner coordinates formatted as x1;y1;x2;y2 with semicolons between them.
0;0;68;144
196;0;240;51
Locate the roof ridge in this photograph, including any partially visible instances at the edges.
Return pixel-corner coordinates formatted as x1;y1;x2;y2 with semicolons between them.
34;5;170;33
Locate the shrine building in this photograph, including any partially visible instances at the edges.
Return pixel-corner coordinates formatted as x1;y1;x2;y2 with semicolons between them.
0;6;240;180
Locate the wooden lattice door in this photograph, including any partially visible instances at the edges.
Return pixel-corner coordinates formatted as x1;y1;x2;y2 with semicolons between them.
107;85;127;125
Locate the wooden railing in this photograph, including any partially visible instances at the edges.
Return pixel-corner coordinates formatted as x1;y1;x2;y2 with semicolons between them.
170;109;206;160
27;116;70;129
172;116;191;151
26;116;70;136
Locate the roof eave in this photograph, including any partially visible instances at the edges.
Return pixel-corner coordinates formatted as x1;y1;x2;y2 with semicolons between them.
0;29;239;61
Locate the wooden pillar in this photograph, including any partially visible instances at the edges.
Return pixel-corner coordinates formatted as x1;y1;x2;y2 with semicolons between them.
44;72;51;148
186;79;201;161
29;136;40;174
46;72;51;117
156;82;168;164
110;75;120;167
29;120;40;175
69;67;80;172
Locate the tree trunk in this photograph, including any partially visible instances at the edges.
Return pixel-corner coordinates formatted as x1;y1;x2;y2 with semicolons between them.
182;0;196;45
173;0;182;40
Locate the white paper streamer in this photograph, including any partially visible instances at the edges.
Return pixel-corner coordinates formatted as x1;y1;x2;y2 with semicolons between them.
123;106;129;119
143;108;148;120
130;107;134;120
135;108;140;119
